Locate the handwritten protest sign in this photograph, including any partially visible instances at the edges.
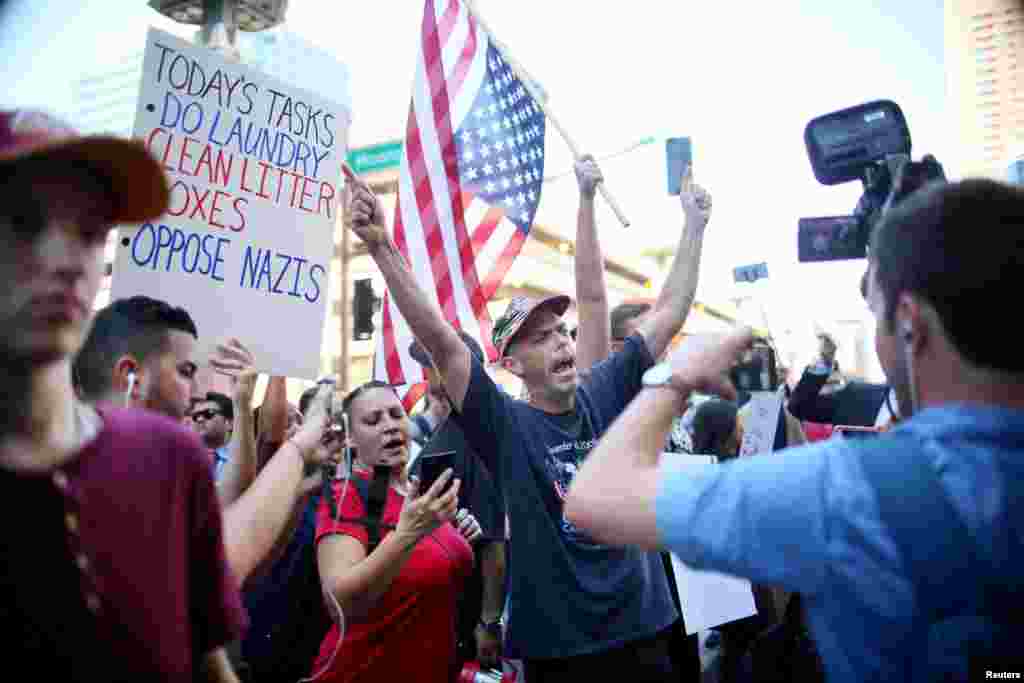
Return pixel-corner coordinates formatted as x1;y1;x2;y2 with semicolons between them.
666;455;758;634
110;28;349;378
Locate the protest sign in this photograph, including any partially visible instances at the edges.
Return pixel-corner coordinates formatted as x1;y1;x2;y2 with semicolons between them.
110;28;349;379
667;455;758;634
